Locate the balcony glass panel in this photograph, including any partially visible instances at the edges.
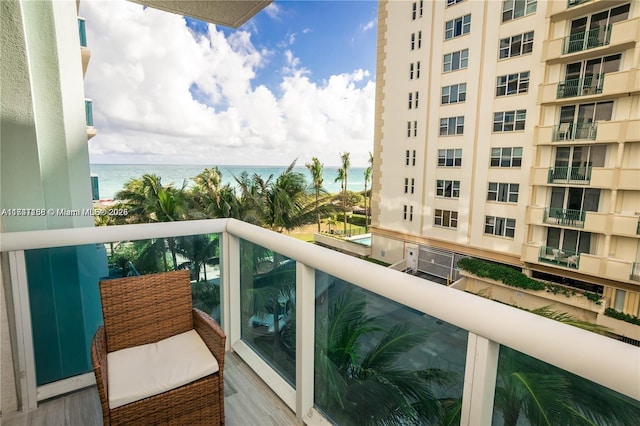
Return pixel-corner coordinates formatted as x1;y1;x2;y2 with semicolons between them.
492;346;640;425
547;166;592;184
24;233;221;386
314;273;468;425
552;122;597;141
85;100;93;127
557;75;604;99
240;239;296;386
78;18;87;47
563;25;611;54
543;207;586;228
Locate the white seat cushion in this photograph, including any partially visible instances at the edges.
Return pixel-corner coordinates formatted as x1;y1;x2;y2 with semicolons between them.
107;329;219;409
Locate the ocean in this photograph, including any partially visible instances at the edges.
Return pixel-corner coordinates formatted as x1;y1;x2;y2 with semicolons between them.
90;164;368;200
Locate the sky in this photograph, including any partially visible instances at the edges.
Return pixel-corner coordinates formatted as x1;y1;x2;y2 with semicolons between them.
82;0;378;167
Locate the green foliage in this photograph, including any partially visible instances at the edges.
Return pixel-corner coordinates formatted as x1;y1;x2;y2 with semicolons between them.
335;213;367;227
191;280;220;315
605;308;640;325
457;258;546;291
364;257;390;267
457;258;603;304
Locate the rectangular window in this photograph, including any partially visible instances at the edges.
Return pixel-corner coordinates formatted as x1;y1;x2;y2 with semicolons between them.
614;289;626;311
411;178;415;194
408;92;419;109
416;61;421;79
493;110;526;132
419;1;423;17
496;71;529;96
435;209;458;228
412;2;417;20
403;205;408;220
410;206;414;221
438;149;462;167
443;49;469;72
412;150;416;166
418;31;422;48
490;147;523;167
413;121;418;137
404;177;409;193
445;14;471;39
436;180;460;198
411;33;415;50
447;0;465;6
409;63;414;79
405;150;411;166
499;32;534;59
440;116;465;136
484;216;516;238
502;0;537;22
407;121;412;137
408;92;413;109
487;182;519;203
441;83;467;104
414;91;419;108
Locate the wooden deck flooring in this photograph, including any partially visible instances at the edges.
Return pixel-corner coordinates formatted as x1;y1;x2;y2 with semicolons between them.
2;352;299;426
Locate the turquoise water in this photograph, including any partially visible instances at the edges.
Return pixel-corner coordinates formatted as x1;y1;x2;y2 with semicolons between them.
350;235;372;246
90;164;367;200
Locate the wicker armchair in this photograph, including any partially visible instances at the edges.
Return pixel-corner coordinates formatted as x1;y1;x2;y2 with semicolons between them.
91;270;225;425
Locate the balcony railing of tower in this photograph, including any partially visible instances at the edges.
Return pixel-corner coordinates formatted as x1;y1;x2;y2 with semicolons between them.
563;25;611;54
557;74;604;99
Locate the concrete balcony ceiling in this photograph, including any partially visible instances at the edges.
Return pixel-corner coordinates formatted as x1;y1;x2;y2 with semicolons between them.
129;0;272;28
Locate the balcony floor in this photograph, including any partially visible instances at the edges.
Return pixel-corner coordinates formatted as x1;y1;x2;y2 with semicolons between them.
2;352;298;426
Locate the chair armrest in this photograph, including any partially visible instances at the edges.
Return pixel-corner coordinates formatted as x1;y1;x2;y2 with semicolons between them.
193;308;226;370
91;326;110;425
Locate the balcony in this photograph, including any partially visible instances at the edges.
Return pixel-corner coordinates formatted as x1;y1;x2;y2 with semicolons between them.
552;122;597;141
539;69;640;104
547;166;591;184
85;99;96;140
632;263;640;281
557;74;604;99
78;18;87;47
78;17;90;76
538;245;581;269
1;219;638;424
543;207;585;228
563;25;611;54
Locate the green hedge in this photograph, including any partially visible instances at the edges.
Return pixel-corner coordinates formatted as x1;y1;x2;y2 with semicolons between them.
335;213;368;227
457;258;603;304
457;258;546;291
605;308;640;326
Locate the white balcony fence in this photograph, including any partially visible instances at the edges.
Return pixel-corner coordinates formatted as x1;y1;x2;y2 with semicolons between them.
1;218;638;424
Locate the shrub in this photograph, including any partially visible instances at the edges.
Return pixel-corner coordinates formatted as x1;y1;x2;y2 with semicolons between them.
604;308;640;326
457;258;546;291
335;213;367;227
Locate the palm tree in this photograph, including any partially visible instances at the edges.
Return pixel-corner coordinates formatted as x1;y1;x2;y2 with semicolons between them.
305;157;324;232
175;234;219;281
335;152;350;234
363;153;372;232
315;289;460;425
495;346;640;426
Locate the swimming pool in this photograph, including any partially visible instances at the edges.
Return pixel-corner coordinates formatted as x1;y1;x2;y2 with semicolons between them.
349;234;372;247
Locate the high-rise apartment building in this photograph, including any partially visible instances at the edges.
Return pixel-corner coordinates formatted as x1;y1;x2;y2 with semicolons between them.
371;0;640;319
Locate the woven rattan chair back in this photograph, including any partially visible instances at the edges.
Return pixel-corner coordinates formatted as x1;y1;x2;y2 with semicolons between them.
99;269;193;352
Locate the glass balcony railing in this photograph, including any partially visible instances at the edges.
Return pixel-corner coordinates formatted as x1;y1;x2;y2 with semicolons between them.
563;25;611;54
567;0;591;7
543;207;586;228
2;219;638;422
557;74;604;99
631;262;640;281
78;18;87;47
85;99;93;127
552;122;597;141
539;245;581;269
547;166;592;184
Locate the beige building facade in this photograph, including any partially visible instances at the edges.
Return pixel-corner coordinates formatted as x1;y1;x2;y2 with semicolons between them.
371;0;640;319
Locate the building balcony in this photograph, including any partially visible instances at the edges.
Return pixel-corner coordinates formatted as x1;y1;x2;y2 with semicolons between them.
544;18;639;64
2;219;638;424
539;69;640;105
537;119;640;145
529;207;640;237
85;99;96;140
547;0;629;21
632;262;640;281
78;17;90;76
547;166;591;184
538;245;581;269
543;207;586;228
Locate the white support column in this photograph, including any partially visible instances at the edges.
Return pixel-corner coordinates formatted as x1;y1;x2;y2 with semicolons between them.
460;333;499;425
295;262;315;422
8;251;38;411
225;232;241;349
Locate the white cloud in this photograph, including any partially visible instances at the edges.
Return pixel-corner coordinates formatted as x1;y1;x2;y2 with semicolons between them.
263;3;281;20
82;0;374;166
360;19;376;32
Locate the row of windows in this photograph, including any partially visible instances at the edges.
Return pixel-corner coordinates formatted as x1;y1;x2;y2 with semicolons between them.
408;92;419;109
402;180;519;203
411;1;424;20
436;111;526;134
442;31;534;72
441;83;467;104
435;148;523;168
445;14;471;40
439;71;528;107
402;207;516;237
444;0;536;24
409;62;421;79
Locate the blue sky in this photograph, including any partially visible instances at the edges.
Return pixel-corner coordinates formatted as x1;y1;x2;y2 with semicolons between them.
83;0;378;166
